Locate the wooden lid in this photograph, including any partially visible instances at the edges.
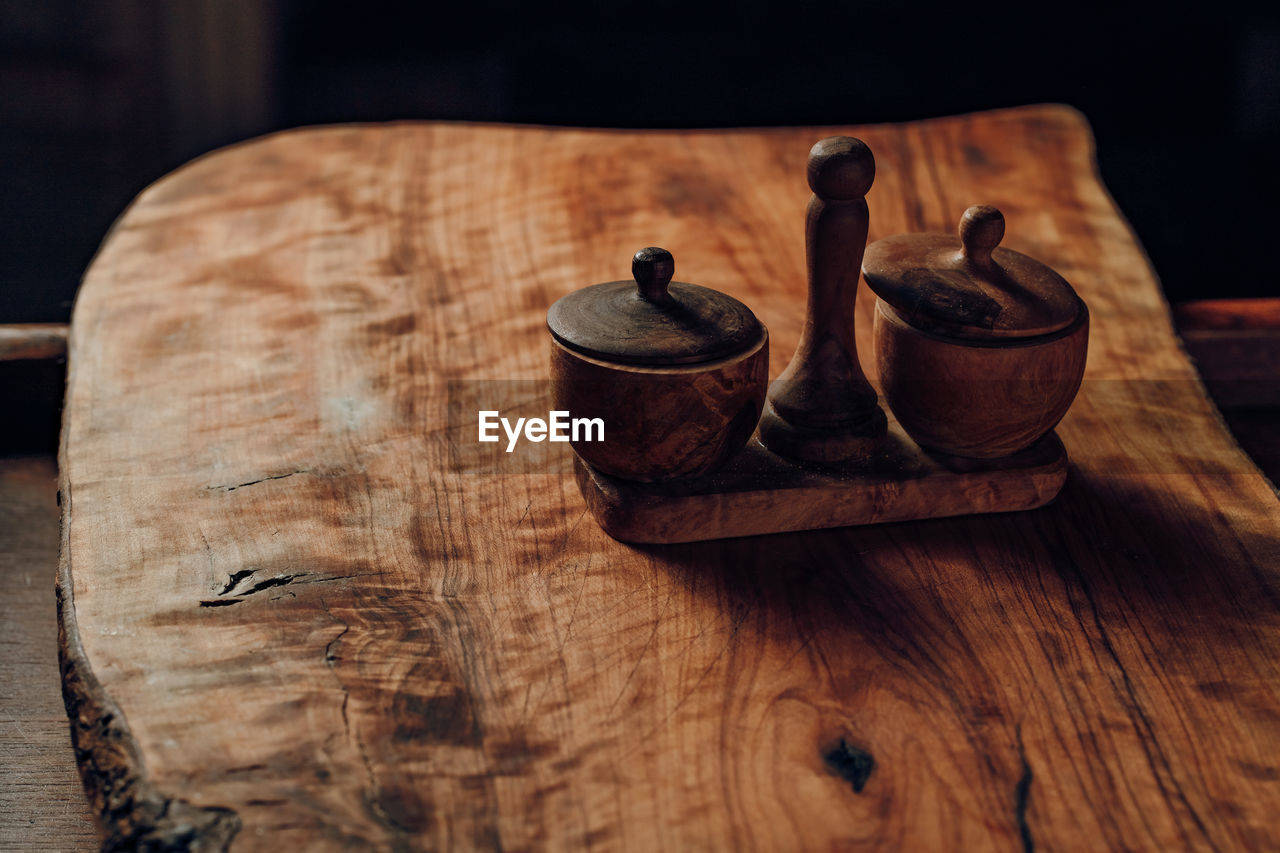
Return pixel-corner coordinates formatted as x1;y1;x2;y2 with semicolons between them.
862;205;1084;340
547;247;762;366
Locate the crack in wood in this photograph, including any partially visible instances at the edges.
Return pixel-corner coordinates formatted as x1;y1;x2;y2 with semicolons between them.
205;470;311;492
218;569;256;596
240;573;303;595
203;572;357;608
1048;543;1221;851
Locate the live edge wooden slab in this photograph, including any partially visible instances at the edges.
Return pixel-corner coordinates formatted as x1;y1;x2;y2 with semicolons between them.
577;429;1067;544
61;107;1280;851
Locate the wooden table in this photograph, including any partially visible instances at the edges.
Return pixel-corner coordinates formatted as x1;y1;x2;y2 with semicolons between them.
60;106;1280;851
0;456;98;851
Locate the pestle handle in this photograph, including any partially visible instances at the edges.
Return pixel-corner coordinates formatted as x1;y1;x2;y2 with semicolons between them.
758;136;887;462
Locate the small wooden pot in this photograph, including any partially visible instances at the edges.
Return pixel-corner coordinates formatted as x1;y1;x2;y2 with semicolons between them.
547;248;768;482
874;301;1088;458
863;206;1089;459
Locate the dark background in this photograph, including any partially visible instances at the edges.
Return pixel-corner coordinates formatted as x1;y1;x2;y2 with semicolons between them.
3;1;1279;321
2;1;1278;447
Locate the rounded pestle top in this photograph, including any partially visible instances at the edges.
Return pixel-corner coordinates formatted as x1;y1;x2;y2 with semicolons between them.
807;136;875;201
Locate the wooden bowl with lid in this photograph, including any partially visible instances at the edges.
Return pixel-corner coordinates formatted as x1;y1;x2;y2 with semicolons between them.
862;205;1089;459
547;247;769;482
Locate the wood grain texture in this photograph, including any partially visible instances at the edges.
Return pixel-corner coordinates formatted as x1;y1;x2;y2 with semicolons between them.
60;107;1280;850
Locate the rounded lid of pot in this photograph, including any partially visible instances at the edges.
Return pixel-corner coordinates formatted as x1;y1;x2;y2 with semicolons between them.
862;205;1084;340
547;247;763;365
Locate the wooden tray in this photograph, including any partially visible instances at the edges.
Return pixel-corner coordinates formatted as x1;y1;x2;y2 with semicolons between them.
577;427;1068;544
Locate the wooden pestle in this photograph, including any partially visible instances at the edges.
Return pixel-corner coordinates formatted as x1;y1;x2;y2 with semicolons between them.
758;136;887;462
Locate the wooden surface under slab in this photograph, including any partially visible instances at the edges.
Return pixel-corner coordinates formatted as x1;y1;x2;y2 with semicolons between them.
0;456;98;851
60;107;1280;850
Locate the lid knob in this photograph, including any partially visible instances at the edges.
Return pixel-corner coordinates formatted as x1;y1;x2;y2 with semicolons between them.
959;204;1005;269
632;246;675;304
